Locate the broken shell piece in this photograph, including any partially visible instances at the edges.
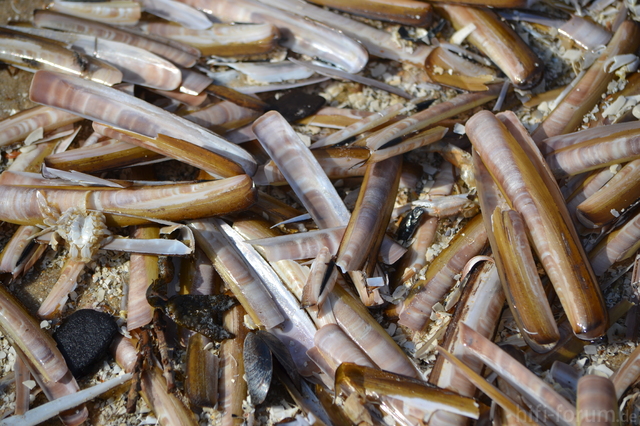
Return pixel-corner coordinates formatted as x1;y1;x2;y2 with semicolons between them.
50;0;142;25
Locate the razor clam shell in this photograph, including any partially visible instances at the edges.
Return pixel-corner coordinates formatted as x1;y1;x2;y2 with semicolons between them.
51;0;142;25
329;285;421;378
45;139;164;173
369;126;448;163
0;106;81;147
214;219;318;376
364;86;501;151
424;46;500;92
589;209;640;276
255;147;370;185
37;259;86;319
253;111;351;229
29;70;257;176
250;227;345;262
0;284;70;383
140;365;199;425
0;27;122;86
313;324;376;377
0;174;256;227
210;60;314;84
558;15;612;52
34;10;199;68
459;323;576;425
544;128;640;178
184;101;260;131
576;375;621;424
140;22;278;56
467;110;607;340
1;373;132;426
336;156;402;273
539;121;640;156
249;0;433;66
189;218;285;330
475;149;559;353
310;103;405;149
5;25;182;91
305;0;432;26
435;5;543;89
126;225;158;331
288;58;412;99
565;167;617;223
301;246;334;308
335;363;480;421
218;304;248;426
531;20;640;141
0;225;40;274
177;67;212;95
179;0;368;73
429;261;504;426
398;214;488;332
576;158;640;228
611;342;640;399
139;0;213;29
147;87;208;106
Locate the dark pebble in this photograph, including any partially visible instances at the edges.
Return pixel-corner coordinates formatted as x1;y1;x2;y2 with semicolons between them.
53;309;119;378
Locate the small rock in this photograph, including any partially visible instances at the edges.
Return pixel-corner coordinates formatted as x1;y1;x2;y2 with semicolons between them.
53;309;119;378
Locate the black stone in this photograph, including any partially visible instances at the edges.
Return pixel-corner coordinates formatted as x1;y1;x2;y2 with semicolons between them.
53;309;119;378
268;92;326;123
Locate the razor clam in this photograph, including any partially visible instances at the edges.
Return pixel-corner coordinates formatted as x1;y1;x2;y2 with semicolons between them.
0;27;122;86
44;139;165;173
189;218;285;330
178;0;368;73
50;0;142;25
127;225;159;331
304;0;432;26
369;126;448;163
34;10;199;68
435;346;539;425
467;110;607;340
313;324;376;376
576;375;621;425
429;261;504;426
0;174;256;227
218;304;248;426
328;285;421;378
0;105;81;147
253;111;350;229
531;20;640;142
458;323;577;425
435;4;543;89
335;363;480;422
336;156;402;274
209;60;315;84
398;214;487;332
575;159;640;228
5;25;182;91
475;149;559;353
214;218;318;376
184;101;260;132
589;208;640;276
362;86;502;151
138;0;212;29
140;22;278;56
1;373;132;426
111;336;199;426
250;227;345;262
147;87;208;106
29;70;257;177
288;58;413;99
300;246;333;308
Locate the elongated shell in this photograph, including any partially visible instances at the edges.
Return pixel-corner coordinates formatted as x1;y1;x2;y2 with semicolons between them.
180;0;368;73
0;106;81;147
34;10;199;68
0;27;122;86
50;1;142;25
0;175;256;227
29;70;257;177
467;110;607;340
